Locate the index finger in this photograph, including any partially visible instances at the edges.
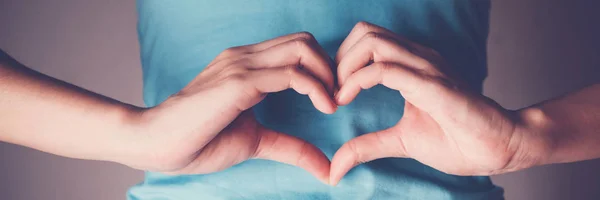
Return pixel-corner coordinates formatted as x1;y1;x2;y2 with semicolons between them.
240;66;337;114
248;37;336;95
336;21;419;64
336;62;463;116
212;32;322;64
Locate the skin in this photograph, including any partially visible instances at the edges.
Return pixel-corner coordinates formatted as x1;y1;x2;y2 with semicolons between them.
0;32;336;183
329;22;600;185
1;21;599;188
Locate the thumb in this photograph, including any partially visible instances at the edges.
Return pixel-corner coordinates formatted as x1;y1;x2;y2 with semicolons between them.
329;127;408;185
253;126;331;184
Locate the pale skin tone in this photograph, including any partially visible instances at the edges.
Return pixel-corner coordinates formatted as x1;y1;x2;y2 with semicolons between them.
0;32;336;183
1;22;599;187
329;22;600;185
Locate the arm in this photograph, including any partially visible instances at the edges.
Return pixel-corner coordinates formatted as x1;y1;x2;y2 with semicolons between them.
0;50;144;166
0;32;336;183
518;84;600;166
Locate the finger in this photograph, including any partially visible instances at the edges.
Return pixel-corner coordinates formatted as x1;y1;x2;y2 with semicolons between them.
248;32;323;52
242;66;337;114
336;21;374;62
253;126;331;184
161;112;260;175
212;32;322;64
336;62;460;115
337;32;436;87
249;32;332;68
245;37;335;95
329;127;407;186
336;21;420;63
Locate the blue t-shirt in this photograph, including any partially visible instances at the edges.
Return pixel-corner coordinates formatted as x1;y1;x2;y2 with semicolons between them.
128;1;502;199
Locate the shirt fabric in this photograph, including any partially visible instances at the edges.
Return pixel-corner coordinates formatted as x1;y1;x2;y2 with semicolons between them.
128;0;503;199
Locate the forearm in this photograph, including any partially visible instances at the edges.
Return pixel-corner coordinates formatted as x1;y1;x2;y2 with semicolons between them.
517;83;600;167
0;51;144;165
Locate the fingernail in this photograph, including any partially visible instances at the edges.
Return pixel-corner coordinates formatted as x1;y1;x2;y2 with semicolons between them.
321;177;331;186
335;92;344;105
329;178;338;186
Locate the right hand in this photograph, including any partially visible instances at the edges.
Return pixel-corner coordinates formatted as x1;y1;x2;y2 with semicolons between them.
127;32;337;183
329;22;547;184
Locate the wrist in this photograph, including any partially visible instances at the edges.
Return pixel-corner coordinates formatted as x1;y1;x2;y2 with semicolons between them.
102;105;152;170
113;104;181;171
511;107;557;170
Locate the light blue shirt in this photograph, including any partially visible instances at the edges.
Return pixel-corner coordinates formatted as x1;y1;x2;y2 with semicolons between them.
128;1;503;199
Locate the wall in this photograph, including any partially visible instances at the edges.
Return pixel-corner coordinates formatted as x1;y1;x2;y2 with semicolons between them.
487;0;600;199
0;1;144;200
0;0;598;199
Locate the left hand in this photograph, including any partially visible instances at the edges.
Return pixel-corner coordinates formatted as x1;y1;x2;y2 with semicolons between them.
126;33;335;183
329;22;544;185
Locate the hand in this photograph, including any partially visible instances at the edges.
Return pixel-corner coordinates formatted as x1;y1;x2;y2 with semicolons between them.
128;32;337;183
329;22;548;185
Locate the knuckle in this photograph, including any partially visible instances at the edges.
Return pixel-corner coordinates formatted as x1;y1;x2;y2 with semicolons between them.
354;21;375;33
292;38;313;50
362;32;384;47
284;66;302;88
294;31;316;41
364;31;381;40
346;140;363;163
220;46;246;57
421;62;437;72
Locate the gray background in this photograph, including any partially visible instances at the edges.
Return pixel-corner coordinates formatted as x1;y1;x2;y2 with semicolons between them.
0;0;598;199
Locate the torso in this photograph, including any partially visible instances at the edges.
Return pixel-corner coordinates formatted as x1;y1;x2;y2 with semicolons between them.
129;1;502;199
